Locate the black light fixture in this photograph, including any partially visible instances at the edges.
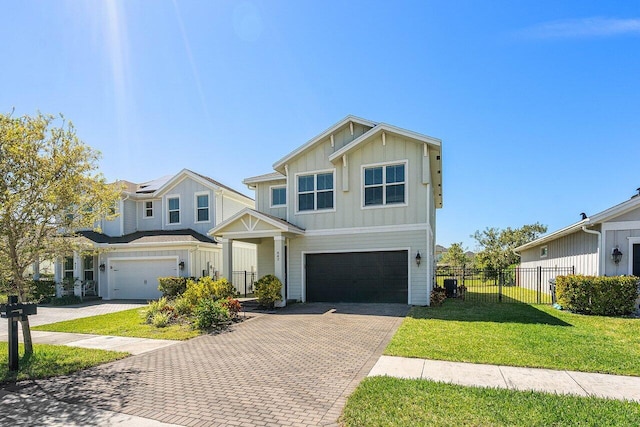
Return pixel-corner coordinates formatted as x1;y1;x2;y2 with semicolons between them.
612;248;623;265
415;251;422;267
179;261;185;270
99;263;105;272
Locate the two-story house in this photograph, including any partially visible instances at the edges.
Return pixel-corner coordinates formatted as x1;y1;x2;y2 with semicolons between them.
211;116;442;306
54;169;256;300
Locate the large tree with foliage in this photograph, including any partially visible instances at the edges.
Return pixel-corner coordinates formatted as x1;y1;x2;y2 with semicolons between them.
439;242;470;268
472;223;547;271
0;112;120;353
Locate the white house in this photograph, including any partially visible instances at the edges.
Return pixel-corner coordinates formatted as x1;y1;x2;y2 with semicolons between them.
516;190;640;278
211;116;443;305
54;169;256;300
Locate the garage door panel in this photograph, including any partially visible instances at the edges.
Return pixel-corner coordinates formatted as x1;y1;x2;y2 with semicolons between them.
306;251;408;303
110;258;177;300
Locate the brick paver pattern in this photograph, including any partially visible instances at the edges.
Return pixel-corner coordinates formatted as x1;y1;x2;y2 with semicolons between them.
5;303;407;426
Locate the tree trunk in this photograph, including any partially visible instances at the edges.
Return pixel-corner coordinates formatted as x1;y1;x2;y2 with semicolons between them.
20;316;34;355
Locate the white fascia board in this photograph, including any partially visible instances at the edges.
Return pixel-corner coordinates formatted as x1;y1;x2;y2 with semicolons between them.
209;208;304;236
243;173;286;185
272;115;377;172
515;219;589;252
589;196;640;224
96;241;218;251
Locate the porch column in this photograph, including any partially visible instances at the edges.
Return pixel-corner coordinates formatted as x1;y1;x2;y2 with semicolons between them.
32;256;40;280
221;238;233;281
55;257;62;298
73;251;82;297
274;235;286;307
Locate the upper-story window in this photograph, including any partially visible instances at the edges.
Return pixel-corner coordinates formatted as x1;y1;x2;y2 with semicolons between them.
168;196;180;224
297;171;334;212
196;193;209;222
144;201;153;218
271;186;286;207
540;246;548;258
363;162;406;207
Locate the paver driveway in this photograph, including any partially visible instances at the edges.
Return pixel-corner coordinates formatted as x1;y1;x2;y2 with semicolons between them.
3;303;408;426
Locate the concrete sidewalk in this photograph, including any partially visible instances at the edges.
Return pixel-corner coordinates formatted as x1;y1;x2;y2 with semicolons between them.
26;330;179;355
369;355;640;402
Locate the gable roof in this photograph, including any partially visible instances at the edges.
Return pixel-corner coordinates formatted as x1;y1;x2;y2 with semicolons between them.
272;115;377;172
243;172;286;187
515;194;640;252
209;207;305;237
118;169;253;202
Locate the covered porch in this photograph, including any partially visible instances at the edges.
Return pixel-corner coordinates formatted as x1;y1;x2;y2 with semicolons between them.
210;208;304;307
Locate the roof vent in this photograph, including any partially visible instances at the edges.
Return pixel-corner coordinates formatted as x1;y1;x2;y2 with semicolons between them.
632;188;640;199
580;212;587;220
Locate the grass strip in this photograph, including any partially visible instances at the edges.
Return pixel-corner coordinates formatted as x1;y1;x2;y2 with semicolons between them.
33;308;200;340
342;377;640;427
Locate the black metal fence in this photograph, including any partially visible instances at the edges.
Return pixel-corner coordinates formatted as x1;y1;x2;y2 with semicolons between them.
435;266;575;304
231;271;257;297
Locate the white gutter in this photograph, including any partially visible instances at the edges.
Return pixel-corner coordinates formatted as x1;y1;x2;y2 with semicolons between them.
581;225;602;276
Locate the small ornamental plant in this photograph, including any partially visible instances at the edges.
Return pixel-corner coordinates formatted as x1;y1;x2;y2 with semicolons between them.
254;274;283;309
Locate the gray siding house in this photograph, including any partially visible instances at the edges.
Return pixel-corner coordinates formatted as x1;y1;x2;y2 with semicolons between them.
516;191;640;278
54;169;256;300
211;116;443;306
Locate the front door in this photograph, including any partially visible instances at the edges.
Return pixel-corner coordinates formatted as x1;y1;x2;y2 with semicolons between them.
633;244;640;277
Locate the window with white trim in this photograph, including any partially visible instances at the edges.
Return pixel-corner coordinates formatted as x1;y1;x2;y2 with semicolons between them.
271;186;286;207
83;256;94;281
298;172;334;211
196;194;209;222
364;163;405;206
168;197;180;224
144;201;153;218
63;257;74;281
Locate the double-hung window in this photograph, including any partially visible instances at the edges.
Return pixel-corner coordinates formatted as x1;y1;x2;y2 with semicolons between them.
83;256;94;281
63;257;74;281
364;163;406;206
196;194;209;222
168;196;180;224
298;172;334;212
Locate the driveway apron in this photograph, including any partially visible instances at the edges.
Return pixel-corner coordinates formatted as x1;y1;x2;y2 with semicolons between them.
2;303;407;427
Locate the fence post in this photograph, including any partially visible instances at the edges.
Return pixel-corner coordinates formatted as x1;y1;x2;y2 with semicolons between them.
244;271;247;297
498;270;502;302
537;266;542;304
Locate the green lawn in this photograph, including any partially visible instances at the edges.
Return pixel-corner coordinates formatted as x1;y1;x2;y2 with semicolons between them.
342;376;640;427
0;342;128;384
386;299;640;376
33;308;200;340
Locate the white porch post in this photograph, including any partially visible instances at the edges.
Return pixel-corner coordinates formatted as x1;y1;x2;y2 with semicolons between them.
73;251;82;297
55;257;62;298
274;235;286;307
221;238;234;281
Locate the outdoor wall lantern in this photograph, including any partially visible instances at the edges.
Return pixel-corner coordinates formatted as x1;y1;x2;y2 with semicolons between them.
415;251;422;267
99;263;105;272
612;247;623;265
179;261;185;270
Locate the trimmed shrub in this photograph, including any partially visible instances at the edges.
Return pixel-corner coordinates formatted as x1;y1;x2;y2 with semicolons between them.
145;297;177;324
556;275;639;316
173;296;194;317
158;277;188;298
182;277;237;305
29;279;56;303
221;297;242;319
50;295;82;306
430;286;447;306
254;274;282;309
192;299;230;330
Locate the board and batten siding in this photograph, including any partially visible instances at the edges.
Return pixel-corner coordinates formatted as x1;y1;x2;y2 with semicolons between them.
286;229;429;305
603;227;640;276
286;133;431;231
137;199;162;231
162;177;213;235
519;228;599;275
123;199;137;235
255;179;287;221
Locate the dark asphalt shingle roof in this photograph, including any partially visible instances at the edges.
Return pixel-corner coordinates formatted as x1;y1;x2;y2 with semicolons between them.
78;229;216;245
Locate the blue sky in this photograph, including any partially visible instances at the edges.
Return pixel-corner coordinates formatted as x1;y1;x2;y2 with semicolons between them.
2;1;639;250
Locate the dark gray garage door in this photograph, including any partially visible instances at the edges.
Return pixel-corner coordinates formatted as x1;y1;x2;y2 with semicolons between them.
305;251;408;303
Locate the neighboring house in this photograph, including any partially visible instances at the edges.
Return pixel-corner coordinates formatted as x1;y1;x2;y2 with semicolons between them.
211;116;443;306
516;190;640;278
53;169;256;300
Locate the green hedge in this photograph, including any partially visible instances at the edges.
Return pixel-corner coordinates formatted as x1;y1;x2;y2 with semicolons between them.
254;274;282;309
556;275;639;316
157;277;188;298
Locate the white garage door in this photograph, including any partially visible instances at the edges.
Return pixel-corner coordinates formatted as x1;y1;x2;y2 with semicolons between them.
109;258;177;300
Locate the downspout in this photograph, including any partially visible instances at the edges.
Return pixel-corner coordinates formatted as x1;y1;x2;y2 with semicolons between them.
581;225;602;276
